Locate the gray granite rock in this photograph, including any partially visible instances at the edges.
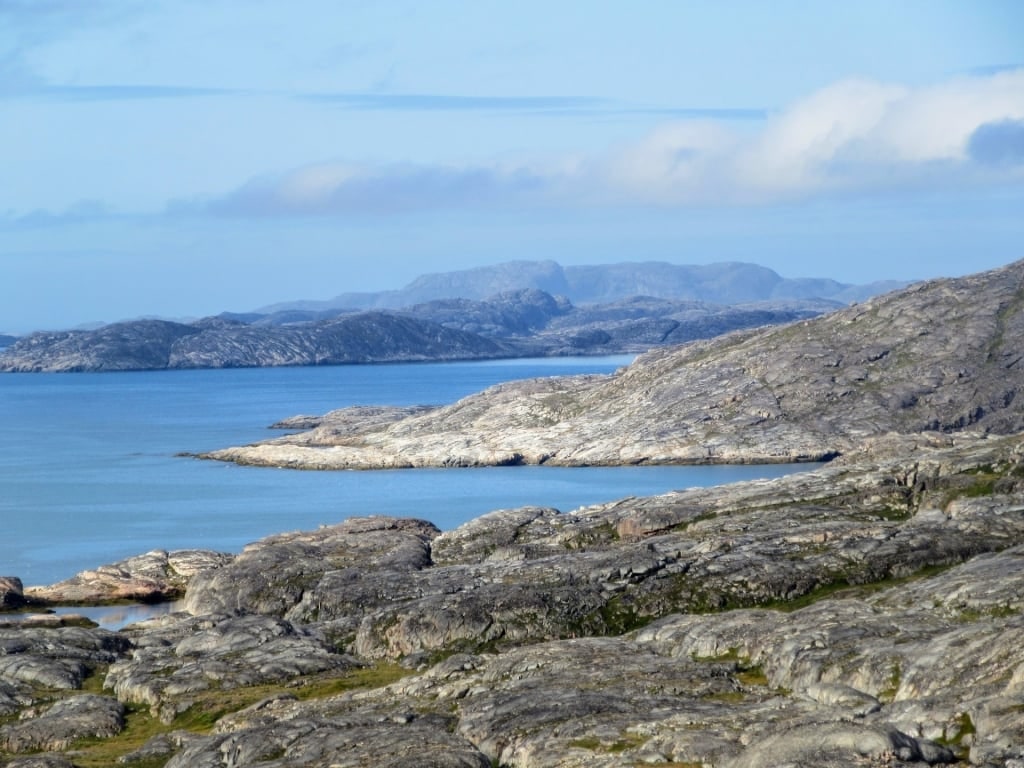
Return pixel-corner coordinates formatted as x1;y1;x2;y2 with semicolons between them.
0;626;130;694
0;694;124;753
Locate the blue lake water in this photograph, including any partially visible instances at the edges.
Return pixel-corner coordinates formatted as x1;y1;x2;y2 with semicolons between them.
1;357;813;587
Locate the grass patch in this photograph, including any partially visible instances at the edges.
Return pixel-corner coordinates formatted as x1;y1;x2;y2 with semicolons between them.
761;562;958;613
937;712;976;760
596;597;651;635
962;477;997;498
956;604;1020;622
79;664;109;695
291;663;410;700
566;595;653;638
66;702;172;768
735;664;769;687
58;663;411;768
702;690;746;704
878;660;901;703
691;648;740;664
691;649;771;689
564;521;620;549
869;503;913;521
569;733;645;753
667;511;718;533
759;579;861;612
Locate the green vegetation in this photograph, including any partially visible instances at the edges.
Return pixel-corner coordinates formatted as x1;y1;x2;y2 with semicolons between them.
937;711;977;760
44;663;412;768
569;732;645;753
735;663;769;687
565;520;620;549
879;660;902;703
595;596;651;635
955;604;1020;622
691;649;773;694
760;562;957;613
869;502;914;521
691;647;740;664
564;594;653;638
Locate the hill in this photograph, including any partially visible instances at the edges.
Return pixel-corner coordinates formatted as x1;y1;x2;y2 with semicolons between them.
0;289;826;372
204;258;1024;468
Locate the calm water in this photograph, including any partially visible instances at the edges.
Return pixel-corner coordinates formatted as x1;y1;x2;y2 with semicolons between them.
1;357;810;587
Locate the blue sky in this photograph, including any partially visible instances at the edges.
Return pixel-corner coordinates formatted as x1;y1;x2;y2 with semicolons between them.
1;1;1023;333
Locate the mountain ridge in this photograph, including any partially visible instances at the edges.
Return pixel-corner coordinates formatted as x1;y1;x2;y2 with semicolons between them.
258;259;906;312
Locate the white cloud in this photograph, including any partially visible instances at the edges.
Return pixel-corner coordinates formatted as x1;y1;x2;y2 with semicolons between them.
275;164;359;207
614;69;1024;203
737;79;909;193
206;69;1024;216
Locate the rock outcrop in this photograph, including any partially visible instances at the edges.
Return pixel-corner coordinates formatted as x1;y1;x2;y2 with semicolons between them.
24;549;233;605
1;431;1023;765
0;577;25;610
202;259;1024;470
0;694;125;753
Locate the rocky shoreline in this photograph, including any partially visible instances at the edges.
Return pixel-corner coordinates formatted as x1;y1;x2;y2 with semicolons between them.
2;430;1023;766
3;260;1023;766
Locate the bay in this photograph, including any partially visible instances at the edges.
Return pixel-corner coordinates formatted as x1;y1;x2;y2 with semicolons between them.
1;357;812;587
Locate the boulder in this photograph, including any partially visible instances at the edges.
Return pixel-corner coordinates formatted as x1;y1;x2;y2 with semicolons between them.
0;694;124;752
0;577;24;610
25;549;233;605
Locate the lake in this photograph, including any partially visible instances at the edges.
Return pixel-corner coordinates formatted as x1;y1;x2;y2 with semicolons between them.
1;357;813;587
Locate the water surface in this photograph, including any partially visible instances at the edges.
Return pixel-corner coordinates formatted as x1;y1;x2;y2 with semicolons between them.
1;358;812;586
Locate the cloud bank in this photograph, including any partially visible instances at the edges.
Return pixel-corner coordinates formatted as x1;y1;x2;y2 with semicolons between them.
209;69;1024;217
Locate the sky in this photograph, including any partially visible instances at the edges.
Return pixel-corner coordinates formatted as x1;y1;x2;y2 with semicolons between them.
1;1;1023;333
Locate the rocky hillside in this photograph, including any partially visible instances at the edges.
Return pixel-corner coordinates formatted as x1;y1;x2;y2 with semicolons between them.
203;259;1024;469
0;313;517;372
0;289;824;373
3;431;1024;765
263;258;905;312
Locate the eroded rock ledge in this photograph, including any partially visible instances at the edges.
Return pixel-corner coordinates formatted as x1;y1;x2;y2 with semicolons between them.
2;431;1023;766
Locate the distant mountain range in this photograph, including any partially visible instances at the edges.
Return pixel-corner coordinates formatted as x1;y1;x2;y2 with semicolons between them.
259;259;905;313
0;260;908;372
